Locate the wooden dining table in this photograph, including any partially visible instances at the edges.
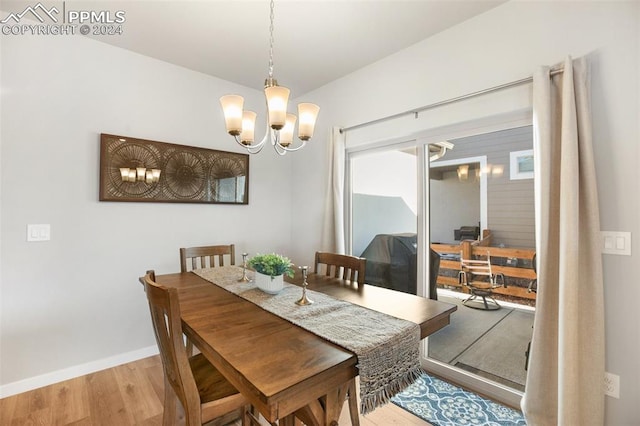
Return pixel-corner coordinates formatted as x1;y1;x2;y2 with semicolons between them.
149;269;456;426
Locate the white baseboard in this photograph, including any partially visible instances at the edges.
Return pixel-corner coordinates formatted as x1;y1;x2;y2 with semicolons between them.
0;345;159;399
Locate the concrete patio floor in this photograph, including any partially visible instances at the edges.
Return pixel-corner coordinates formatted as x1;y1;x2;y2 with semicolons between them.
428;290;535;392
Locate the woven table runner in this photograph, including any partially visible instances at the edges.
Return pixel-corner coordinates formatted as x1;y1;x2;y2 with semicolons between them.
192;266;422;415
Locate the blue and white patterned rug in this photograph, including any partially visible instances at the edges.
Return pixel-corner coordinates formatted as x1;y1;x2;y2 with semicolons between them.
391;372;527;425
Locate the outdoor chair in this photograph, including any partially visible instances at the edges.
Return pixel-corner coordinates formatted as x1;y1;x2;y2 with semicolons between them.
458;251;506;310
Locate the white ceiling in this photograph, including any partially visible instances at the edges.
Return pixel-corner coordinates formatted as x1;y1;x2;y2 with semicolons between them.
3;0;507;95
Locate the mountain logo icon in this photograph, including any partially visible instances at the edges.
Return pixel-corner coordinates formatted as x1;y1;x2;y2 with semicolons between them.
1;2;60;24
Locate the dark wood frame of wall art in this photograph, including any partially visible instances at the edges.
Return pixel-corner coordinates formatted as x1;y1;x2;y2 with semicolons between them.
99;133;249;204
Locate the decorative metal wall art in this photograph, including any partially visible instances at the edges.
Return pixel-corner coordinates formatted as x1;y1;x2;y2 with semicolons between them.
99;134;249;204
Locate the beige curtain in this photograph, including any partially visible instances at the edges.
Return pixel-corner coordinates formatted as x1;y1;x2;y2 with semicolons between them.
522;56;605;425
321;127;346;254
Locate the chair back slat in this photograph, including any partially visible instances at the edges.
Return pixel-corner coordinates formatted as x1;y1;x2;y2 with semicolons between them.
180;245;235;272
315;252;366;285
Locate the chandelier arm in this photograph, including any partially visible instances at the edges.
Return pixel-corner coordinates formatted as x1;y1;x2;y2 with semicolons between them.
246;141;267;154
233;135;247;148
270;126;307;153
247;143;266;154
273;142;288;156
234;134;267;154
255;128;270;148
268;129;290;156
276;140;308;152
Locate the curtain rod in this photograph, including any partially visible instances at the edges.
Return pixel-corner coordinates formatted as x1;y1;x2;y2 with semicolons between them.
339;68;564;134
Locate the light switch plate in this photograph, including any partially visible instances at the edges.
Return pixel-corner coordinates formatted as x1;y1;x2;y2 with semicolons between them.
27;224;50;242
601;231;630;256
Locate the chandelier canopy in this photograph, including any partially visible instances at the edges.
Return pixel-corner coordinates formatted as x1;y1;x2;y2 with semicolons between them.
220;0;320;155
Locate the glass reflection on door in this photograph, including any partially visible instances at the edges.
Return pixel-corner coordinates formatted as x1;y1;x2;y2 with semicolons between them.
350;146;420;295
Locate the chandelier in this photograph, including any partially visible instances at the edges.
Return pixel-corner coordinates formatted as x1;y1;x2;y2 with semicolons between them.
220;0;320;155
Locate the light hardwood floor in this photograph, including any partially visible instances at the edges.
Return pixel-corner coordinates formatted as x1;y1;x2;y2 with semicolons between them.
0;355;432;425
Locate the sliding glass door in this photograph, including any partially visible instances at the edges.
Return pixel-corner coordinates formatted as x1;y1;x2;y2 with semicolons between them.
347;123;536;408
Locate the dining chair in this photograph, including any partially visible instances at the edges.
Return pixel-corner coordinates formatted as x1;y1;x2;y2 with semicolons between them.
180;244;235;272
314;251;367;285
313;251;363;425
143;270;256;426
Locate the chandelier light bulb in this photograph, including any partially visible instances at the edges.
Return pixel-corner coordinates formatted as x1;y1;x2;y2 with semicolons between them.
240;111;257;145
220;95;245;136
279;114;297;147
297;103;320;141
265;85;290;130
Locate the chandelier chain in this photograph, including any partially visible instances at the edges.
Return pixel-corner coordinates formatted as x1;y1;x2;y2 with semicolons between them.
268;0;275;79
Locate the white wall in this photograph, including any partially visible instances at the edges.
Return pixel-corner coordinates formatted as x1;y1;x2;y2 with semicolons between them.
0;32;294;391
291;1;639;424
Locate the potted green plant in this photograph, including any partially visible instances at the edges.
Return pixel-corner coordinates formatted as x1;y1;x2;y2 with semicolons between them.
248;253;294;294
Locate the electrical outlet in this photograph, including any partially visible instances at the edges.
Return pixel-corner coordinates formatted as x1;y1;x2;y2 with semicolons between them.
604;372;620;398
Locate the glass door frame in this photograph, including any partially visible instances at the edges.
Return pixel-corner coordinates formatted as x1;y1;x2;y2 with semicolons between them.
345;110;533;408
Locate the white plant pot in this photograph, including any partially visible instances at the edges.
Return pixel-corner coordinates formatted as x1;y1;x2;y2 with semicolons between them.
255;272;284;294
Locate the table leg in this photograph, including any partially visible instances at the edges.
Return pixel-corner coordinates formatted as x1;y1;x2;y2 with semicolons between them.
347;379;360;426
292;381;352;426
279;414;298;426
